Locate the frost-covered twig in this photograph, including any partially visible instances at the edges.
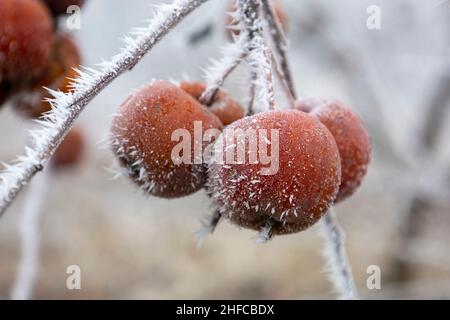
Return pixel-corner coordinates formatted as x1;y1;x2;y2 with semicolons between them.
320;208;358;300
10;166;50;300
238;0;275;113
199;35;247;105
260;0;296;100
0;0;209;217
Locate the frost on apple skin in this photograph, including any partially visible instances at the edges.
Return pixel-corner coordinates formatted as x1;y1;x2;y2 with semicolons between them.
110;80;223;199
0;0;209;214
207;110;342;236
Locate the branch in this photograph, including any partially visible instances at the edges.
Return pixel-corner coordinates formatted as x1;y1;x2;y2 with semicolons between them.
260;0;296;100
196;209;222;248
199;35;247;105
238;0;275;113
0;0;209;217
269;49;295;108
10;166;50;300
320;208;358;300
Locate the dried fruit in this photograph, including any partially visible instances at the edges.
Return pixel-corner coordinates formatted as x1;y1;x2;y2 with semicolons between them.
296;98;371;202
208;110;341;235
0;0;54;82
111;80;223;198
180;81;244;126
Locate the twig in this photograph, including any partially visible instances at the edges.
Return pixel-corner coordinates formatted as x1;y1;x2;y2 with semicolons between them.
10;166;50;300
269;50;295;108
320;208;358;300
0;0;209;217
260;0;296;99
238;0;275;113
254;218;275;243
196;210;222;248
199;35;247;105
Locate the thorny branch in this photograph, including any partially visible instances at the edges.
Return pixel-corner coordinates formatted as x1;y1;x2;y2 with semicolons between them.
0;0;209;217
199;36;247;106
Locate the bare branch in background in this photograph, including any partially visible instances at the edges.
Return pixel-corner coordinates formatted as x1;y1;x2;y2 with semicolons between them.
392;65;450;283
0;0;209;217
188;22;214;46
422;69;450;153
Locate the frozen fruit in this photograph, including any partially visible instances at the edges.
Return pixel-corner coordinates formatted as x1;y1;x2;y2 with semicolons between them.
296;98;371;202
0;0;54;82
208;109;341;235
111;80;223;198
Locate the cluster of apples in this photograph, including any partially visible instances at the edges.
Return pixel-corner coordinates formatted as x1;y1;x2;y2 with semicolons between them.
110;80;371;235
0;0;86;168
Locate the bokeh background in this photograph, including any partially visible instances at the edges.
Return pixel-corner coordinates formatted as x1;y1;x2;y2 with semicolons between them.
1;0;450;299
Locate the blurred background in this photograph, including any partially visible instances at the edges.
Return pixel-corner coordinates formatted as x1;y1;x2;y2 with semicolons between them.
0;0;450;299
